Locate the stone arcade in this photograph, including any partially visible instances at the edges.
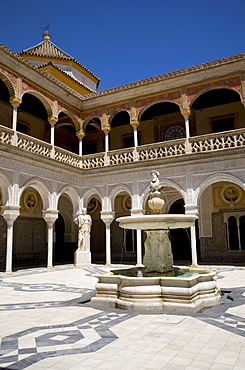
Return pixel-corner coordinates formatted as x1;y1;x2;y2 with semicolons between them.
0;32;244;273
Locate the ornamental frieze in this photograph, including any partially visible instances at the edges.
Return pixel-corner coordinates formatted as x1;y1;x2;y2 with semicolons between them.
82;109;103;120
106;102;130;115
187;76;241;103
135;90;181;115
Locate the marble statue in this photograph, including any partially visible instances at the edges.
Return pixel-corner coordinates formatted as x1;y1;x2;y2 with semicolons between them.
77;208;92;251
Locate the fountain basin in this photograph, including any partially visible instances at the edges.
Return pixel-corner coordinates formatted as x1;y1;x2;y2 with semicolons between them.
91;266;221;313
117;214;198;230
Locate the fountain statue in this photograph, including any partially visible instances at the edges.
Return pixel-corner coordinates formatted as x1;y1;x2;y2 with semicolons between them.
92;172;221;313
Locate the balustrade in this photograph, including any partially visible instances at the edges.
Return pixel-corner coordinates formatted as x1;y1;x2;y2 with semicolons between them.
0;124;245;170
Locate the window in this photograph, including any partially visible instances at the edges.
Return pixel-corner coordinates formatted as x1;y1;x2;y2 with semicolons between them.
225;212;245;250
164;125;185;141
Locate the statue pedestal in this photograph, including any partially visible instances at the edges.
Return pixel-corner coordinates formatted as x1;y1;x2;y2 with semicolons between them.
74;250;91;266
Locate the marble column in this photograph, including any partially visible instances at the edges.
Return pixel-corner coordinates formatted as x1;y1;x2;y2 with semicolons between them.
181;109;191;153
43;210;59;269
48;117;58;158
76;130;85;156
102;127;111;166
131;120;140;160
185;205;199;267
2;205;20;274
10;97;21;146
101;211;115;265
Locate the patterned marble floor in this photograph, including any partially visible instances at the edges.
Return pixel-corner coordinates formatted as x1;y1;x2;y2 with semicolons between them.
0;264;244;369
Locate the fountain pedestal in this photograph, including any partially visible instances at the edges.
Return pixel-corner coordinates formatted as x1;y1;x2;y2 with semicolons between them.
143;230;173;272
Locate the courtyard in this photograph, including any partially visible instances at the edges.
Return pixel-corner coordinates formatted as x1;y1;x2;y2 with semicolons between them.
0;264;244;369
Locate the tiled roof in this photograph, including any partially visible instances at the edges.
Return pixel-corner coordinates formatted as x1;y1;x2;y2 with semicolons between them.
37;61;95;93
19;34;100;84
0;43;84;99
20;39;73;60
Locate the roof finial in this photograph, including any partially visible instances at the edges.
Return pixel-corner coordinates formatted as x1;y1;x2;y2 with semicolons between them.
42;31;51;41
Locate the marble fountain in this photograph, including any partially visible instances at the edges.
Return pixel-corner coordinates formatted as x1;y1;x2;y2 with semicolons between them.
92;172;221;313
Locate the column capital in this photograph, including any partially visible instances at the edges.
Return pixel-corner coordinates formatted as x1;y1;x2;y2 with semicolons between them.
48;116;58;124
102;126;111;133
100;211;115;225
181;109;191;117
130;119;140;126
10;97;21;106
43;210;59;225
76;130;85;138
184;204;199;215
2;205;20;224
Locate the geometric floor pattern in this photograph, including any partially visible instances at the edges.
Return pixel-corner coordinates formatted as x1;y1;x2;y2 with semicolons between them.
0;311;133;369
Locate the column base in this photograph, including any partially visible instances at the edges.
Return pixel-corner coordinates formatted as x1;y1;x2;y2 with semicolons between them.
5;270;12;275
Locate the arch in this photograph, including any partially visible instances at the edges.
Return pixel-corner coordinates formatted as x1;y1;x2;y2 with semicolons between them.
0;71;15;97
57;110;80;131
82;187;103;209
0;170;12;206
109;184;132;212
190;86;242;109
196;173;245;204
21;90;53;117
83;116;102;132
19;178;50;210
57;185;80;214
138;100;181;122
109;109;130;127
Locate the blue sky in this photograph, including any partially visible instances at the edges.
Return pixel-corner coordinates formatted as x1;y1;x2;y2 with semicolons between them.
0;0;245;91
